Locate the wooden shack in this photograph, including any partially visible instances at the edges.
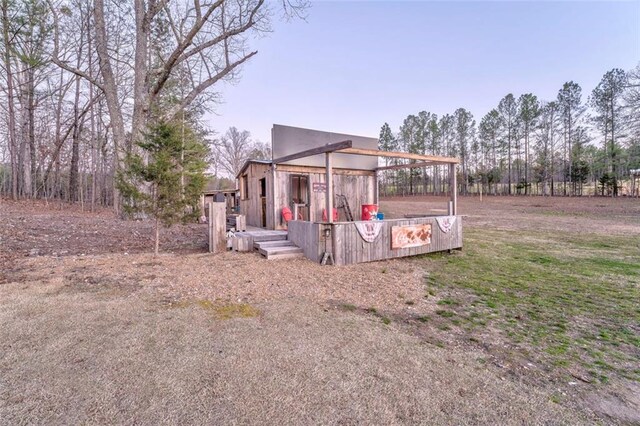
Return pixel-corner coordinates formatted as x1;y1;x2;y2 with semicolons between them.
235;124;462;265
201;189;238;217
237;125;379;230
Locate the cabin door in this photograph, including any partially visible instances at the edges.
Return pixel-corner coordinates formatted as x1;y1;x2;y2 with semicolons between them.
290;175;310;220
259;178;267;227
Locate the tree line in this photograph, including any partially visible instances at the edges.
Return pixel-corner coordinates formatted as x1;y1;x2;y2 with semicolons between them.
379;66;640;197
0;0;302;212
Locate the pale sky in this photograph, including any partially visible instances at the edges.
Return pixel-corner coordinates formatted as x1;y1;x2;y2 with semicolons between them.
207;1;640;143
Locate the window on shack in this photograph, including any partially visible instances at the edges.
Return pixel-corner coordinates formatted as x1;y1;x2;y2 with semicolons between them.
259;177;266;197
242;174;249;200
290;175;309;205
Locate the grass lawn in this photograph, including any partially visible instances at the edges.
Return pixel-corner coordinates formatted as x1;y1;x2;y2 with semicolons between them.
422;227;640;384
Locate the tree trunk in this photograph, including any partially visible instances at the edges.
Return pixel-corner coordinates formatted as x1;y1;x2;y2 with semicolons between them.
69;73;82;202
1;0;18;200
131;0;149;150
154;216;160;256
94;0;127;214
27;67;36;197
507;125;512;195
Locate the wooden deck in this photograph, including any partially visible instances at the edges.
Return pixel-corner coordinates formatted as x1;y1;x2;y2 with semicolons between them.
288;216;462;265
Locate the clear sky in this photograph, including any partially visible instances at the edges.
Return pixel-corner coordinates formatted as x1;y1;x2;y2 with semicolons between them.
208;1;640;143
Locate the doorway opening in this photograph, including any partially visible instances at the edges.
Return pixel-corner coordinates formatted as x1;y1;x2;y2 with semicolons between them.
290;174;309;220
259;177;267;227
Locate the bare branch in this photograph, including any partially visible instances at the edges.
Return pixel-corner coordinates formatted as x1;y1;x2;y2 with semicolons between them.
163;50;257;121
45;0;106;93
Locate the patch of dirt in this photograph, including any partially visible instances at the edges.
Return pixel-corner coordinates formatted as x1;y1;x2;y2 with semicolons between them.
585;380;640;424
6;251;428;313
0;198;206;264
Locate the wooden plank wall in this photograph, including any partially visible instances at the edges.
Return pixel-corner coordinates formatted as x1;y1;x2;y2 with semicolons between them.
273;166;376;229
287;220;322;262
331;216;463;266
240;162;377;230
208;202;226;253
238;162;271;228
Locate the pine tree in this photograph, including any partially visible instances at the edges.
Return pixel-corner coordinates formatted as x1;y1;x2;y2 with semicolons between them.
378;123;397;195
536;101;559;195
479;109;503;194
378;123;397;158
453;108;475;195
591;69;627;195
117;120;208;255
498;94;518;194
518;93;540;194
399;115;421;194
557;81;584;195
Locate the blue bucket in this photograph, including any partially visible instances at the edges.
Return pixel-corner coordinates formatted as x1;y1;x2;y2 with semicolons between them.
376;212;384;220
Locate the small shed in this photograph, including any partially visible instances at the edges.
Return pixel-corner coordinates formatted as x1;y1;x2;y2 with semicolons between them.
237;125;380;229
235;124;462;265
201;188;238;217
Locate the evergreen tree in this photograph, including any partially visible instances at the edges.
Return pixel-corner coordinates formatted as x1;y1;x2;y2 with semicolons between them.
118;121;208;255
557;81;585;195
453;108;475;195
518;93;540;194
498;94;518;194
399;115;422;193
438;114;456;193
378;123;397;154
479;109;503;194
378;122;398;195
536;101;559;195
591;68;627;194
624;63;640;137
426;115;441;192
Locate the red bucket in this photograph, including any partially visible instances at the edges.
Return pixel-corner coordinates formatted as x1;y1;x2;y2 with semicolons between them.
361;204;378;221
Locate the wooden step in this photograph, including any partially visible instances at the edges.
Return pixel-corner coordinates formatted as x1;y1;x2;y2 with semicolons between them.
258;245;304;260
250;232;288;242
265;251;305;260
254;240;295;250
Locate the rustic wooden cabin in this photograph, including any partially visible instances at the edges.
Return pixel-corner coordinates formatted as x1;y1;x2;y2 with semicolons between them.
236;125;379;230
233;124;462;264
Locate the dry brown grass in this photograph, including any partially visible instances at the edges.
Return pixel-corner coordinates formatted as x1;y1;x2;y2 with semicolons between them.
0;278;587;425
1;196;639;424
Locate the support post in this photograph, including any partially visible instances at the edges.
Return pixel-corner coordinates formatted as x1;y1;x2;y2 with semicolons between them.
208;201;226;253
374;170;379;205
271;163;277;229
449;163;457;216
326;152;333;223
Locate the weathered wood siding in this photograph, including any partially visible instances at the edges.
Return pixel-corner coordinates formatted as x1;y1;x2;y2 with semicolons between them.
273;165;375;230
238;162;271;228
208;202;226;254
287;216;462;265
287;220;322;262
331;216;462;265
239;162;376;230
